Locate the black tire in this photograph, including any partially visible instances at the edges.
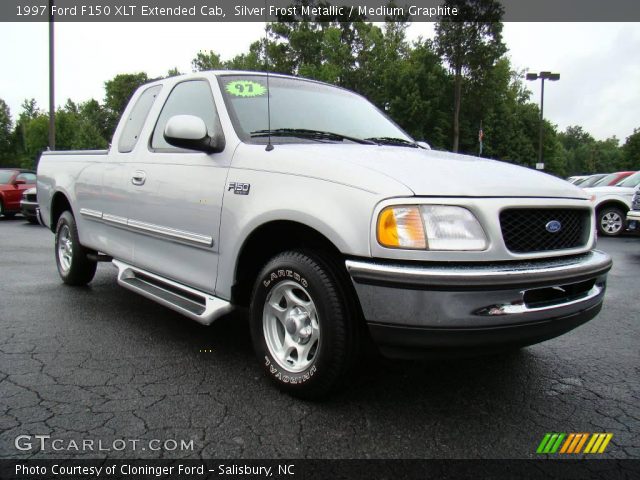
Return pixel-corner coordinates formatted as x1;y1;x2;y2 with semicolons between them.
55;211;97;286
597;206;625;237
249;250;359;399
1;200;15;218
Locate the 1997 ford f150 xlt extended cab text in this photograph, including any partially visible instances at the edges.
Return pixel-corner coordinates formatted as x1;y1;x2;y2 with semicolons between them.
37;72;612;398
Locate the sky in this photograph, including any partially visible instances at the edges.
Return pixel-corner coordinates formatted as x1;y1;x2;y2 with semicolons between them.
1;21;639;143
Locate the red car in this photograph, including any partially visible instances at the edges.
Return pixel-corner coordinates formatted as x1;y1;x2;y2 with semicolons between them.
593;171;636;187
0;169;37;218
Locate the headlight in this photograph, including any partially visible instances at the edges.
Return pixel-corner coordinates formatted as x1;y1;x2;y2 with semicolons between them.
377;205;487;251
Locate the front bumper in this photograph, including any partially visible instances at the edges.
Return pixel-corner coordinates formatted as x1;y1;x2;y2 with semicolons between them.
20;200;38;219
626;210;640;231
346;250;612;356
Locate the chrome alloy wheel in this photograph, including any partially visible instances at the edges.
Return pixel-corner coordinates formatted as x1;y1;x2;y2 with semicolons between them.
600;211;623;234
57;225;73;273
263;280;320;373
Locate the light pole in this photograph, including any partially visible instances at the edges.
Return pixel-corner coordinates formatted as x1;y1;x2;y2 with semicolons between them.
48;0;55;151
526;71;560;169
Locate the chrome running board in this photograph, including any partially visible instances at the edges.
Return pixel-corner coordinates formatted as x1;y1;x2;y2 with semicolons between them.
113;260;232;325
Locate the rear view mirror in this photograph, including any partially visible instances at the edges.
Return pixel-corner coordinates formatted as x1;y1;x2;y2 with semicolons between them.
163;115;224;153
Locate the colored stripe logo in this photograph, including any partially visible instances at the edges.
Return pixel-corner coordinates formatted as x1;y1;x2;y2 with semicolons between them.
537;433;613;454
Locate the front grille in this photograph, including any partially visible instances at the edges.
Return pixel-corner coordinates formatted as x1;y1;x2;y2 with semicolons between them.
632;191;640;211
500;208;590;254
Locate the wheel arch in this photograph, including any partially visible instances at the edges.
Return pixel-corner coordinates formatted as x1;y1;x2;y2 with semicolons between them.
595;199;629;215
50;190;74;232
231;220;346;307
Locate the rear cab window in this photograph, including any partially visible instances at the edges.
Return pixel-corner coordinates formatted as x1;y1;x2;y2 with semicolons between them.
118;85;162;153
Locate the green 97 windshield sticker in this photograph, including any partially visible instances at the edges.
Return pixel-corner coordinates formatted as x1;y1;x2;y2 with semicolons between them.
225;80;267;97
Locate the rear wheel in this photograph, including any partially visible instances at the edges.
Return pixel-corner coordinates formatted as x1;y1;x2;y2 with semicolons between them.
55;211;97;285
249;250;359;399
597;206;625;237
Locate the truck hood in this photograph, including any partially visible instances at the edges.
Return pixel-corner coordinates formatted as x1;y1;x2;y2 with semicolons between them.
265;144;588;199
584;186;635;197
347;147;589;198
236;143;588;198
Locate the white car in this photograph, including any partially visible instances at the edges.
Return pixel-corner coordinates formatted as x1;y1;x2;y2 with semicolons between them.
584;171;640;236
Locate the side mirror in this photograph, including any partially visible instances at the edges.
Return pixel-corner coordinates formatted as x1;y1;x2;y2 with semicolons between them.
416;141;431;150
163;115;224;153
13;179;26;185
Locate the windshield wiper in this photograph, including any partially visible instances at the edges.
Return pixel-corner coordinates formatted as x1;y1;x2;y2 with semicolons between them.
250;128;375;145
365;137;421;148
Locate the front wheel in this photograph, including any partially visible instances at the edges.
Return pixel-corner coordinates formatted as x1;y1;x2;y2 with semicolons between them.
597;206;625;237
55;211;97;285
249;250;358;399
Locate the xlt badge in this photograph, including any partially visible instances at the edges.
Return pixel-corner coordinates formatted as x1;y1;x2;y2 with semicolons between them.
228;182;250;195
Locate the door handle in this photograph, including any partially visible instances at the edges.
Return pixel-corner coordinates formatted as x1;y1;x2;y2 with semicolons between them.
131;170;146;186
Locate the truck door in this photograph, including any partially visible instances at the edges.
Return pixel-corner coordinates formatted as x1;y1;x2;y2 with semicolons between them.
125;79;231;295
95;85;163;263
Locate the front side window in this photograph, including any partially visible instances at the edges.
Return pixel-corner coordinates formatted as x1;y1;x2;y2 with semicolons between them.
151;80;220;151
593;173;617;187
16;172;36;184
218;74;412;145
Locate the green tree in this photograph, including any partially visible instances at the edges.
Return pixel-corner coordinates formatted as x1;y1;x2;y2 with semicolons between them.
166;67;182;77
622;128;640;170
435;0;506;152
0;99;13;166
385;39;451;149
191;51;224;71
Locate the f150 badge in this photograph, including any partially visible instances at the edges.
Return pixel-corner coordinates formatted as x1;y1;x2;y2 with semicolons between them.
228;182;251;195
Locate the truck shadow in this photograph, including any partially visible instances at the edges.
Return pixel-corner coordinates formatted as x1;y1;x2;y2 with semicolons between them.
87;267;576;417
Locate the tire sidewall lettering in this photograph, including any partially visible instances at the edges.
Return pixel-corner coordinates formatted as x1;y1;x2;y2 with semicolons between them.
262;268;308;289
260;266;317;385
265;355;317;385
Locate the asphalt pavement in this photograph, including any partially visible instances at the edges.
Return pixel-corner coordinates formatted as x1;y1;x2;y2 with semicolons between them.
0;215;638;459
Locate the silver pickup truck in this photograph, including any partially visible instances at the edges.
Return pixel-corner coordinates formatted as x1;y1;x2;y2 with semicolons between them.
37;71;612;398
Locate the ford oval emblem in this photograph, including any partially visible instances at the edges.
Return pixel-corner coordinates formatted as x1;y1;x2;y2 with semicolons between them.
546;220;562;233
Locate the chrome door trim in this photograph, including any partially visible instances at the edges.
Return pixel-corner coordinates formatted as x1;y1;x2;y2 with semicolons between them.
103;213;129;226
79;208;103;220
127;219;213;246
79;208;213;248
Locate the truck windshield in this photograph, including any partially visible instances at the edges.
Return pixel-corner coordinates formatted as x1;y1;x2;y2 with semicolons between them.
218;74;413;145
617;171;640;188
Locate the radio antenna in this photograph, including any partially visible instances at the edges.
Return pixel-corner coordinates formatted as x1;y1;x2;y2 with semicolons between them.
264;0;274;152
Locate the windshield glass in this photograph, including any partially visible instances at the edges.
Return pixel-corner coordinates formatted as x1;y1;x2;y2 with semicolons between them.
593;173;618;187
218;74;412;144
617;171;640;188
579;174;606;187
0;170;16;184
